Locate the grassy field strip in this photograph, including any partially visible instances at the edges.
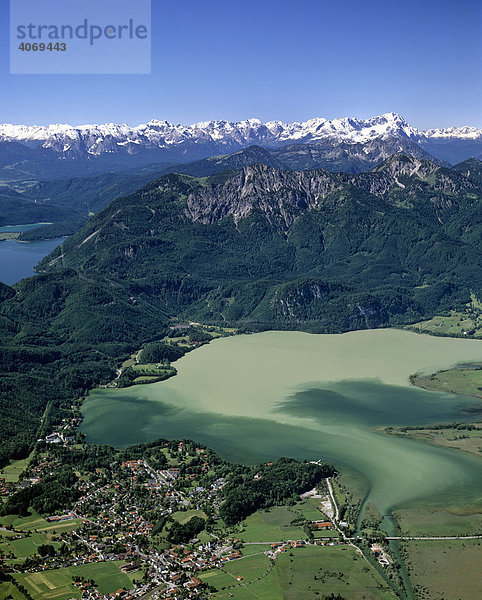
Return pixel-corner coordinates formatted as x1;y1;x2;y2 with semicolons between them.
0;531;61;560
238;550;268;559
238;506;307;543
219;554;275;599
0;581;25;600
15;561;138;600
0;452;33;482
209;546;396;600
394;508;482;537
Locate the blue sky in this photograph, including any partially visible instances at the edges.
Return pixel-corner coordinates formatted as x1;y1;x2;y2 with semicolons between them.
0;0;481;128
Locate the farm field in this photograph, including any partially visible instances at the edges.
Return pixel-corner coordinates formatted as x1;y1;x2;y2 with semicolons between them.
0;530;61;561
1;510;83;533
130;363;176;385
171;509;208;524
406;308;482;339
292;496;329;521
402;539;482;600
238;543;270;556
14;561;139;600
238;506;307;542
203;545;395;600
411;364;482;399
0;231;19;240
200;552;273;592
0;453;32;483
0;581;26;600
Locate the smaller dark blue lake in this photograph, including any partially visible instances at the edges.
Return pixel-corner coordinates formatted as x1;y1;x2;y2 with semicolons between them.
0;233;64;285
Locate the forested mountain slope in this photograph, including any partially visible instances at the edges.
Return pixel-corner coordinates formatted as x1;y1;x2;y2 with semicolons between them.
42;154;481;326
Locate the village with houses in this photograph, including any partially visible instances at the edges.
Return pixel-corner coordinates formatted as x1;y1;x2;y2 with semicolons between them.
0;421;400;600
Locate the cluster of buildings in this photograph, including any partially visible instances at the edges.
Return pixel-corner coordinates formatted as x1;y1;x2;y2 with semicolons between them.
1;421;357;600
266;538;345;560
42;410;82;445
370;543;392;566
1;442;239;599
0;477;14;497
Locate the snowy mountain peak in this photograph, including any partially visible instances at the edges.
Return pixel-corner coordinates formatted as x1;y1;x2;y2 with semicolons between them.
0;114;480;163
421;125;482;140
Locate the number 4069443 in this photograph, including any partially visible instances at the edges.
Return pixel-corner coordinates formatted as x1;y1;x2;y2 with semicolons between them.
18;42;66;51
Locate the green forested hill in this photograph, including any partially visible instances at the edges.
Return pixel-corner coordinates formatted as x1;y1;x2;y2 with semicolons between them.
0;269;168;466
0;154;480;466
41;154;481;327
0;188;82;227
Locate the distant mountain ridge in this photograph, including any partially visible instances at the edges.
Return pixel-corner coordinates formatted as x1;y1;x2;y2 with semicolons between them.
2;143;481;236
1;113;481;177
2;112;480;153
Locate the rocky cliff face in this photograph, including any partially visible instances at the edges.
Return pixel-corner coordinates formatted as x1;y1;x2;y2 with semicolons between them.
185;164;341;231
183;156;478;234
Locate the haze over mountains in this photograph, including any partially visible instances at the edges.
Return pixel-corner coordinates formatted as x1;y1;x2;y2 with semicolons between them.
1;113;481;181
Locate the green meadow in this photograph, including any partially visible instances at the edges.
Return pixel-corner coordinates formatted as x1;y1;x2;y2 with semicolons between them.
0;531;61;561
0;453;32;483
1;510;83;534
14;561;139;600
0;581;26;600
401;539;482;600
202;545;395;600
394;509;482;537
412;365;482;398
239;506;307;542
171;509;208;524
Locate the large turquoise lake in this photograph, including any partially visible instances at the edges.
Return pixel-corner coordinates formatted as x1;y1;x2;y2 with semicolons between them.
82;329;482;514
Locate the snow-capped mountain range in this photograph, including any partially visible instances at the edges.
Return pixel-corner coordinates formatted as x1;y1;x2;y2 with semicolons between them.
0;112;480;154
0;113;481;176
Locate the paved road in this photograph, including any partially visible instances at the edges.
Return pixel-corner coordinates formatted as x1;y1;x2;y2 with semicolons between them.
387;535;482;540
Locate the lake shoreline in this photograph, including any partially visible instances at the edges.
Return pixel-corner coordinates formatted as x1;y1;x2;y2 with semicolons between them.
104;325;482;392
81;329;482;518
409;363;482;399
0;235;66;286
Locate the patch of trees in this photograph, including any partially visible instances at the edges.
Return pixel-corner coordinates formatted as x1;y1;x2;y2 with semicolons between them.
220;457;336;525
139;341;187;364
168;516;206;544
1;468;80;516
151;515;170;536
43;443;116;472
38;544;55;557
185;328;211;343
398;422;479;432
